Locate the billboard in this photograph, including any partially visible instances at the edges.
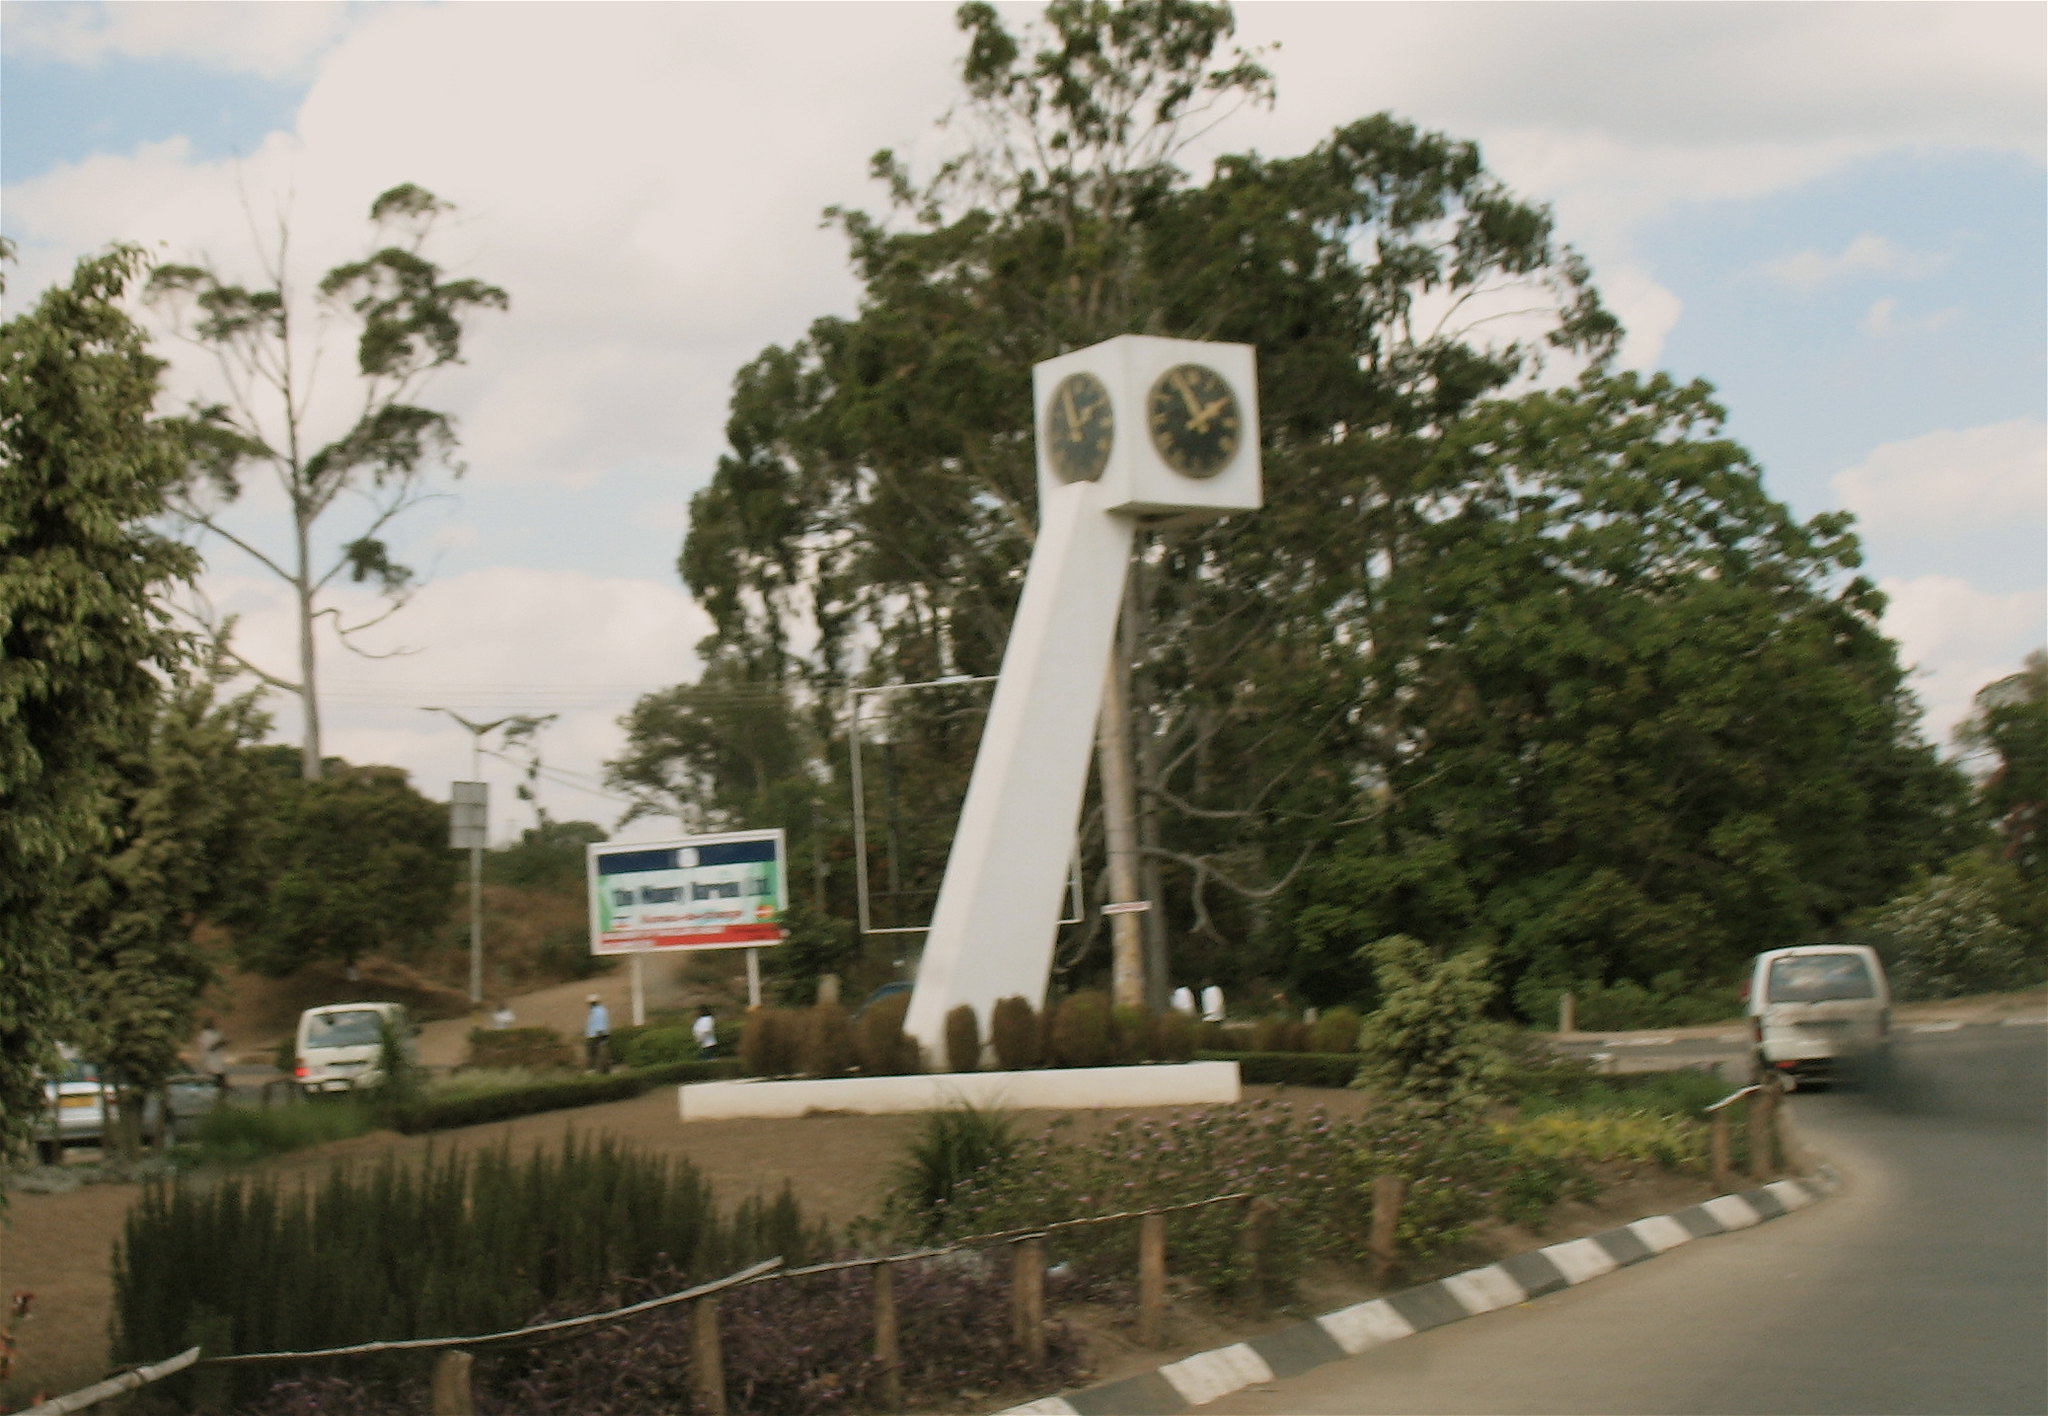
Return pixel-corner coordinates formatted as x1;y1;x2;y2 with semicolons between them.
587;829;787;955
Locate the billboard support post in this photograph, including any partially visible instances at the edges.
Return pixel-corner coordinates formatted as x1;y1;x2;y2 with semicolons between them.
746;948;762;1009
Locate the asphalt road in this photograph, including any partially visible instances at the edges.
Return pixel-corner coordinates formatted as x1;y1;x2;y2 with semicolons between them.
1202;1024;2048;1416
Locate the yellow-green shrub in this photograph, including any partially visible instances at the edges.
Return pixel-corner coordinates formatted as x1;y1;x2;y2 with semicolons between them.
1497;1109;1706;1173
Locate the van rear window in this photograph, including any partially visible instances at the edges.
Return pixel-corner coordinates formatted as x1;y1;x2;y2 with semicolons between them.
1767;955;1875;1003
307;1010;385;1048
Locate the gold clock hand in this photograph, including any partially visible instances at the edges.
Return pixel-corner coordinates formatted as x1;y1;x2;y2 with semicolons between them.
1187;394;1232;434
1171;369;1205;419
1061;384;1083;439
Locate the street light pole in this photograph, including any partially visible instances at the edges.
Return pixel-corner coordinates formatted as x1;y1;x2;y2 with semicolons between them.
422;708;516;1008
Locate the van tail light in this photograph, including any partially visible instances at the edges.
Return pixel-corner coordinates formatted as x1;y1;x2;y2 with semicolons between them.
294;1063;309;1078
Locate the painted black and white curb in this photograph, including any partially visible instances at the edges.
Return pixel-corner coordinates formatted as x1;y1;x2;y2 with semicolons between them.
994;1173;1838;1416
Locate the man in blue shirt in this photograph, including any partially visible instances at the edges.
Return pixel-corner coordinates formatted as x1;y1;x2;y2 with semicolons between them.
584;994;612;1073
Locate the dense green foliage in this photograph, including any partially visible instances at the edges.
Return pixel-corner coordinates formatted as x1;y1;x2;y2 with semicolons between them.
890;1103;1021;1237
113;1136;829;1407
1959;650;2046;883
618;1;1967;1016
218;761;457;975
0;246;199;1168
1859;852;2040;1000
480;819;606;893
1352;936;1510;1116
64;674;276;1133
1287;376;1972;1010
149;185;507;779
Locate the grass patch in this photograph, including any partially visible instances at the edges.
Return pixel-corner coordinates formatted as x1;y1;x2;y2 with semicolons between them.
1514;1067;1732;1119
182;1098;377;1164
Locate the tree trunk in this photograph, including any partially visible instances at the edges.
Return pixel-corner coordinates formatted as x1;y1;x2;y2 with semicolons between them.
1098;642;1145;1009
295;507;322;780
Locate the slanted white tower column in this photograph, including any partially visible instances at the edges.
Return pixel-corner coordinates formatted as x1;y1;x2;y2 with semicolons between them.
903;335;1262;1064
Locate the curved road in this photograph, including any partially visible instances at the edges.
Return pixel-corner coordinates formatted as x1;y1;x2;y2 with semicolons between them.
1202;1025;2047;1416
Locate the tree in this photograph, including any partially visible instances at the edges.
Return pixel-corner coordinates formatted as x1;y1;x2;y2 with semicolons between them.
1957;649;2047;882
147;185;508;780
664;0;1617;998
1285;373;1973;1011
1858;853;2038;1001
1351;935;1508;1117
484;818;608;894
220;760;458;976
64;670;275;1144
0;245;197;1167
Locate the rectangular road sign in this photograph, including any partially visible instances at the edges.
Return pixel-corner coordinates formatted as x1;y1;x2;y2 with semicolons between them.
449;781;488;850
587;829;787;955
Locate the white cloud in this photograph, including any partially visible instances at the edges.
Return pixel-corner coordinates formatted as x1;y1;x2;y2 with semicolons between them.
1219;3;2044;284
2;0;358;77
1878;575;2047;747
1757;234;1948;291
206;565;713;840
1858;298;1963;338
1833;420;2047;541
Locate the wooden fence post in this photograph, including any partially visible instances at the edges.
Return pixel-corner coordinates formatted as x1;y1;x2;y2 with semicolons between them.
691;1295;727;1416
1368;1175;1406;1286
1137;1211;1167;1348
1011;1236;1046;1364
1236;1197;1277;1312
1748;1081;1777;1180
428;1350;474;1416
873;1261;902;1410
1710;1107;1733;1192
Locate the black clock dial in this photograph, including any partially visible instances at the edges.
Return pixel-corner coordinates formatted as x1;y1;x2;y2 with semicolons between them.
1043;371;1115;483
1146;363;1242;479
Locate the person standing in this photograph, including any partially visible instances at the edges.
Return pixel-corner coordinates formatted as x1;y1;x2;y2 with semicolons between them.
692;1007;717;1059
196;1019;230;1091
584;994;612;1074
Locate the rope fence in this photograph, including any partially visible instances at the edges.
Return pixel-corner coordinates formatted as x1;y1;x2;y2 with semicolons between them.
22;1190;1281;1416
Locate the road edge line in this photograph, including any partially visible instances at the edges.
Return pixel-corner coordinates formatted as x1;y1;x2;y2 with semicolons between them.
990;1170;1840;1416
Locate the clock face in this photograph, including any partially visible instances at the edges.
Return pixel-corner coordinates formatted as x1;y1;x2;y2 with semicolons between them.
1043;371;1115;483
1147;363;1243;479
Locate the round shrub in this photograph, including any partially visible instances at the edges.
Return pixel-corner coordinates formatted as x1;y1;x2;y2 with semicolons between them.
1110;1004;1154;1063
857;993;920;1075
739;1008;802;1077
1153;1008;1197;1062
990;995;1043;1069
1310;1006;1362;1054
797;1003;856;1077
944;1003;982;1073
1049;991;1114;1068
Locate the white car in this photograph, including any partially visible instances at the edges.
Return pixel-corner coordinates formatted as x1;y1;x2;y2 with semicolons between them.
33;1047;108;1163
28;1050;209;1160
293;1002;416;1094
1745;944;1892;1089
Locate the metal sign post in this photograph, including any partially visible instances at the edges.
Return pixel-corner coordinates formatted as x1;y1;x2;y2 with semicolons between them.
450;782;489;1004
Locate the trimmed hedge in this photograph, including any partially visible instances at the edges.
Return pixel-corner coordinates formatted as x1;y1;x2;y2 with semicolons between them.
1196;1050;1361;1088
389;1059;741;1134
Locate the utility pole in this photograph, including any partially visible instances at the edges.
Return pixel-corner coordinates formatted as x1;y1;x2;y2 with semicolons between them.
424;708;516;1007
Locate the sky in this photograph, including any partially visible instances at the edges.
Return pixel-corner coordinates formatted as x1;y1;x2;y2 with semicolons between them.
4;0;2043;846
